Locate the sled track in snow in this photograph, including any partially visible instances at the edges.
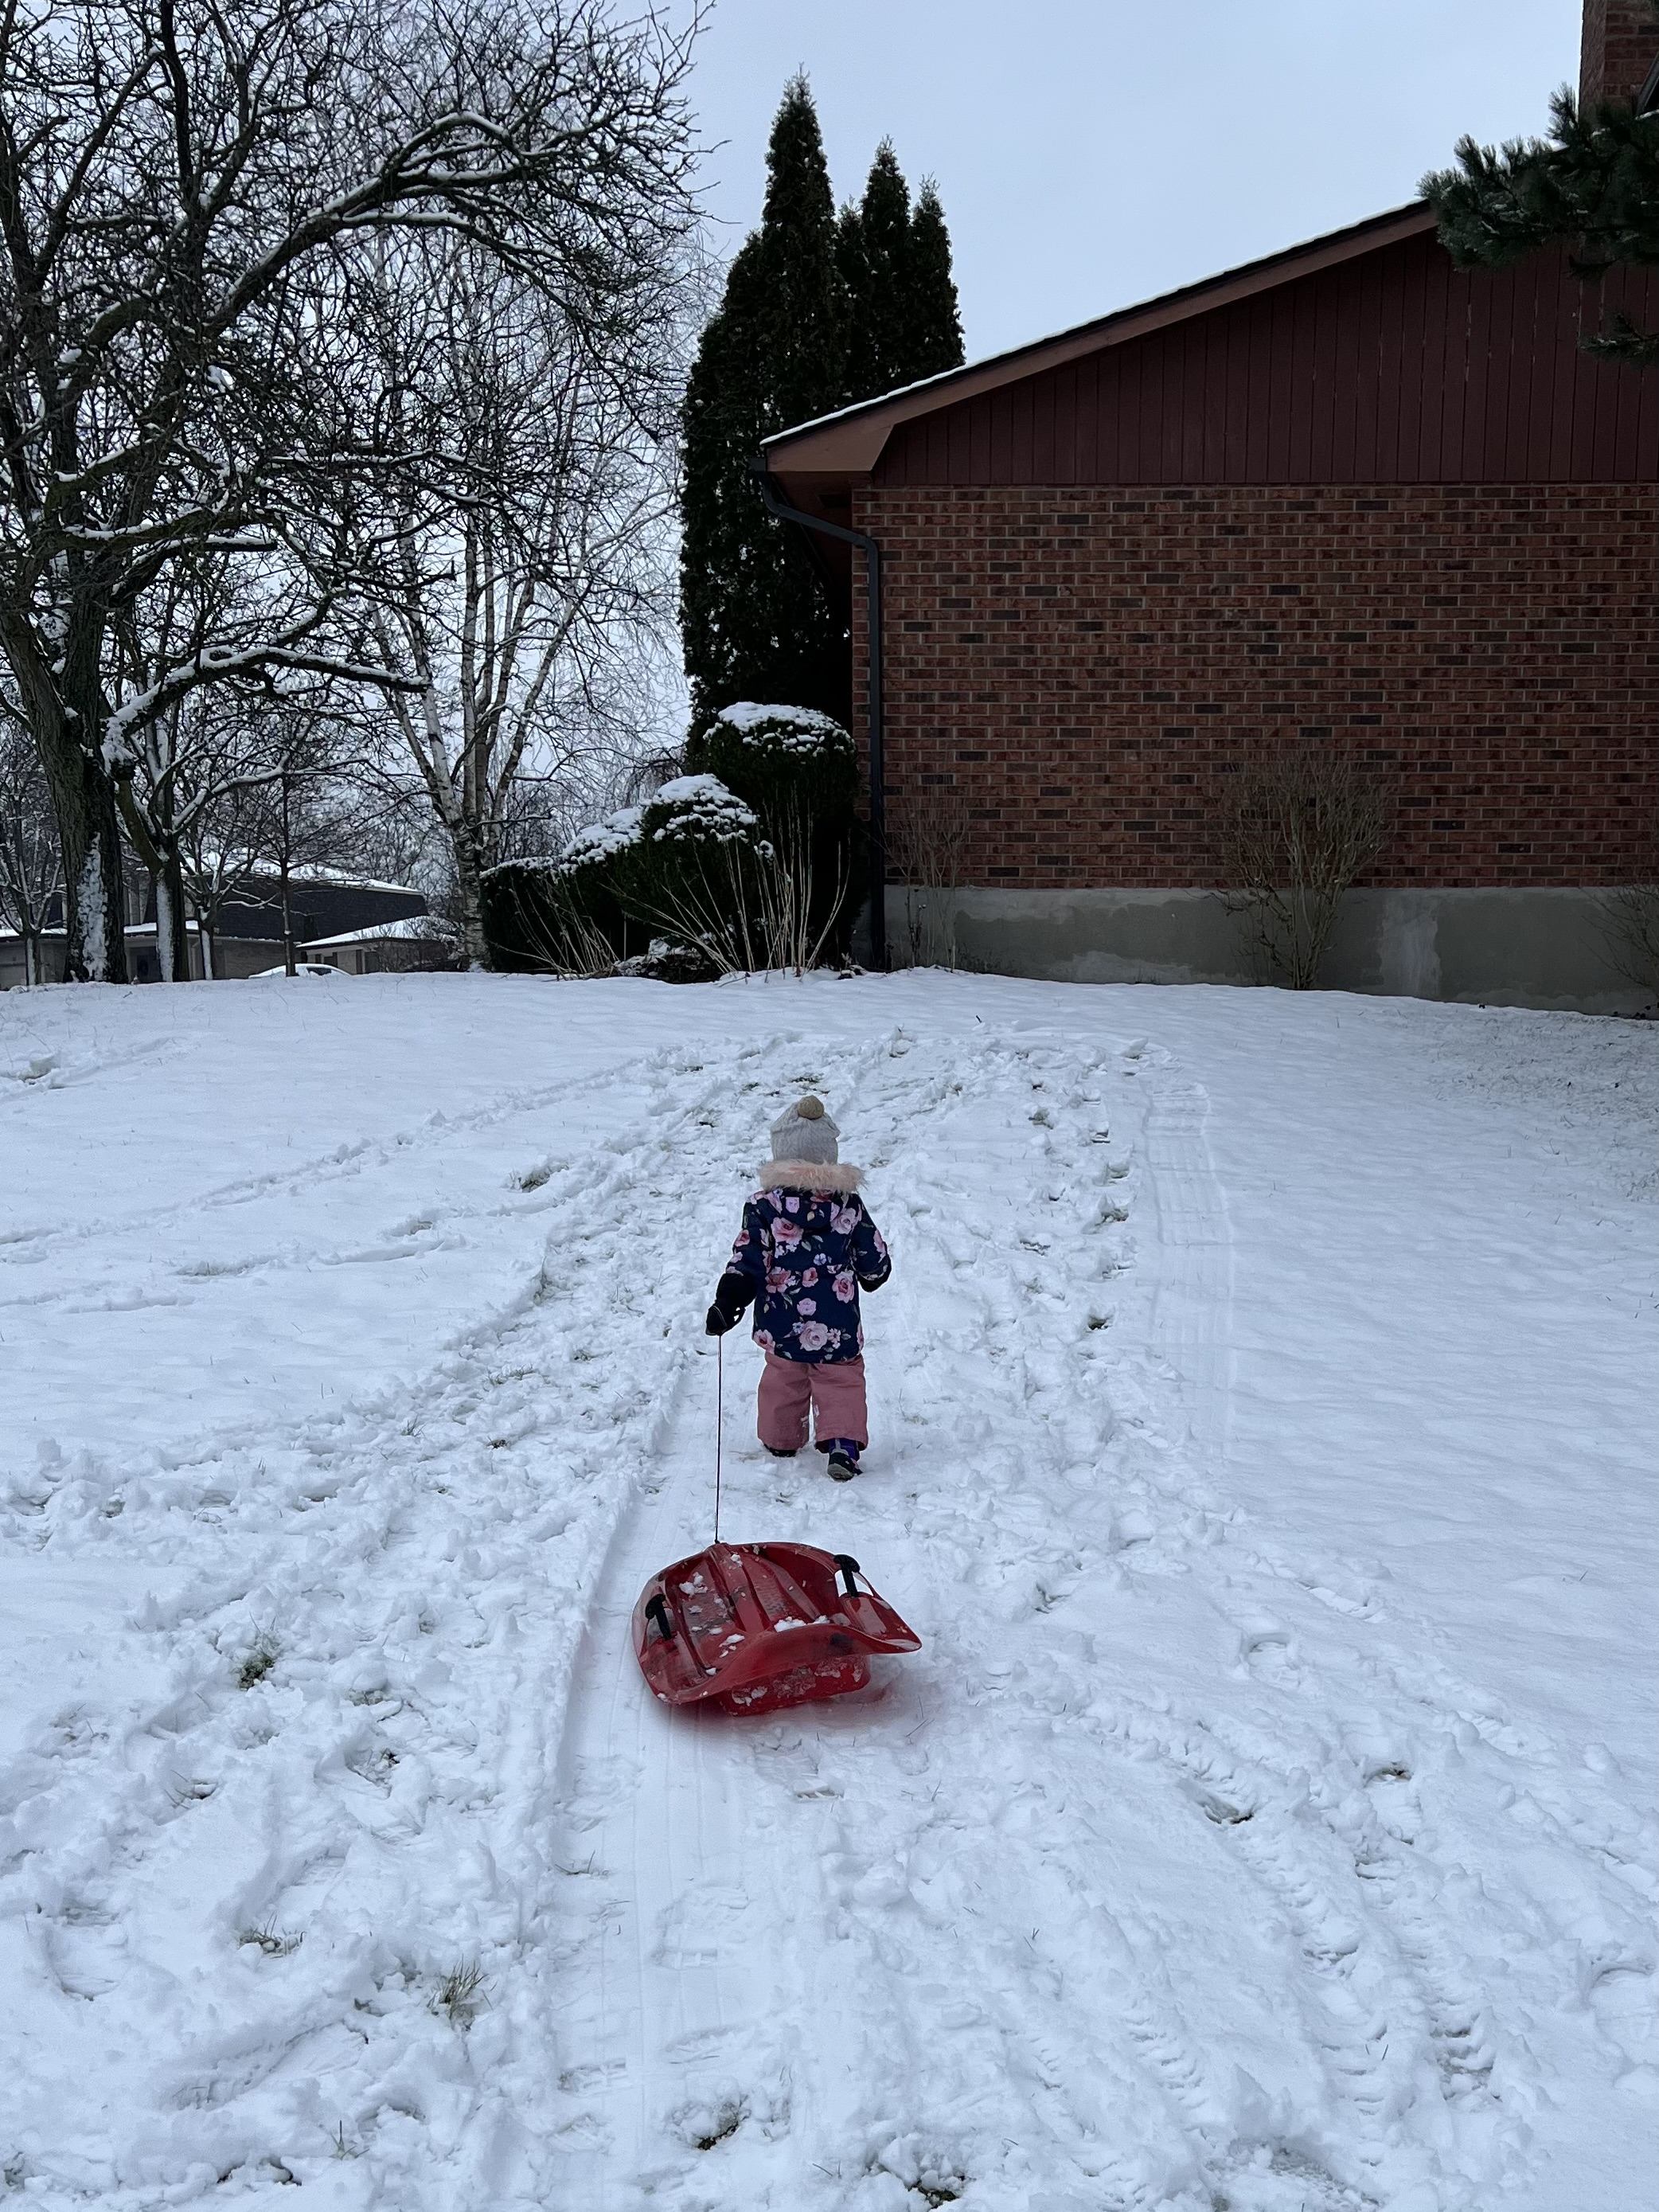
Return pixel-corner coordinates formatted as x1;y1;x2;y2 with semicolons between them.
542;1030;1368;2208
544;1026;1026;2206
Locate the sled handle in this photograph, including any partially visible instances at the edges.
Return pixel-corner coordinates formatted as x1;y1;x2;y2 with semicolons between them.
832;1553;861;1600
645;1593;675;1643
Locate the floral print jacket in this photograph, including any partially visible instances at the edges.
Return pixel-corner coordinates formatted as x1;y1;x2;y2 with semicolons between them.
726;1185;891;1363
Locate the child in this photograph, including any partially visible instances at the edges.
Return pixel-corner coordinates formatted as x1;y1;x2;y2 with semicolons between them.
705;1096;891;1481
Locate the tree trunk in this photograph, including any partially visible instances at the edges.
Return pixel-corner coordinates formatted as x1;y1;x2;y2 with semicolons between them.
453;823;490;969
279;777;297;975
47;741;130;984
10;650;132;985
156;853;190;983
22;928;39;986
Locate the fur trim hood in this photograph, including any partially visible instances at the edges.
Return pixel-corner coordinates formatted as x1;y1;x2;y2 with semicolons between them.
754;1159;864;1193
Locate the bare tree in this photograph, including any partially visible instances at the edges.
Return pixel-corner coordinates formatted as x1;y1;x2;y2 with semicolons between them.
0;709;62;982
178;795;267;979
347;240;689;966
1216;742;1392;989
0;0;701;981
111;564;358;979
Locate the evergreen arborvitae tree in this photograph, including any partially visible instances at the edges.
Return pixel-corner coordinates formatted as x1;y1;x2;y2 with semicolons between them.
1423;76;1659;365
680;89;966;724
840;141;915;400
680;78;849;725
838;151;966;403
904;182;966;381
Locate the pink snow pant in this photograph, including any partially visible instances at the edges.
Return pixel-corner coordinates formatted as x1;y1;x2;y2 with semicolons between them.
757;1350;869;1452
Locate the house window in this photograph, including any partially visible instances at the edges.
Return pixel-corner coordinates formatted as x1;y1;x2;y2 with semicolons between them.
1641;53;1659;116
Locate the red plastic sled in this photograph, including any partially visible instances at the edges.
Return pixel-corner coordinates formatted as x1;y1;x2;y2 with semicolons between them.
632;1542;922;1715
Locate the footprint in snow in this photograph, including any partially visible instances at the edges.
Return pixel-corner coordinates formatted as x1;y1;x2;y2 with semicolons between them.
1237;1624;1302;1685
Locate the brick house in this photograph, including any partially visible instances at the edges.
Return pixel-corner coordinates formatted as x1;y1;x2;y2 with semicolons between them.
761;0;1659;1007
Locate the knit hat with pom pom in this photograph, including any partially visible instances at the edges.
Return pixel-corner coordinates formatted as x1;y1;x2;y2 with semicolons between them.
758;1095;862;1190
769;1094;838;1165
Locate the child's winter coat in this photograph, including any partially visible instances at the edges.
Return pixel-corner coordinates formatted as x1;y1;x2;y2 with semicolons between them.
726;1177;890;1363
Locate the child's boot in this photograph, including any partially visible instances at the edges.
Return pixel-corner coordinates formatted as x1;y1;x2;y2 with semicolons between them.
822;1438;860;1483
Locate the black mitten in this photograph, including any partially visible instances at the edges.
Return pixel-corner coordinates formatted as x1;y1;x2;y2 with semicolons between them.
705;1270;753;1337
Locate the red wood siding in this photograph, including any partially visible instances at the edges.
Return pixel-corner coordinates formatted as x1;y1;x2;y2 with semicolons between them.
874;236;1659;488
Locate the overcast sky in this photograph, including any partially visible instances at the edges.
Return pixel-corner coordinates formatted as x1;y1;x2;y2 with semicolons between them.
683;0;1584;362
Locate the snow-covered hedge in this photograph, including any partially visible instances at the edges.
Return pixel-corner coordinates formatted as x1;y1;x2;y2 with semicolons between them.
688;704;860;964
639;775;763;847
697;702;857;823
479;709;863;975
560;804;644;870
712;702;854;759
479;777;770;976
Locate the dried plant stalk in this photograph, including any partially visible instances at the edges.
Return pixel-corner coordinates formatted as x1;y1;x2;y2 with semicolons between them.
888;787;973;970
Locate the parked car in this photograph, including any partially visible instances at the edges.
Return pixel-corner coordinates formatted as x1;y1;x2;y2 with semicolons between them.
252;963;345;979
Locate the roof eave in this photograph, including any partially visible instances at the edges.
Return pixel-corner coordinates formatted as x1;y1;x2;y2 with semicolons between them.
763;201;1439;479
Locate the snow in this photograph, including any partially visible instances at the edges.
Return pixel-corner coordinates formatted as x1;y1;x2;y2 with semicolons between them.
646;774;761;842
716;702;853;752
303;919;458;948
0;973;1653;2211
557;803;645;870
190;857;424;897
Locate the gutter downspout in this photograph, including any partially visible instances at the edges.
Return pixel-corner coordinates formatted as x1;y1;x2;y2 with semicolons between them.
752;458;887;972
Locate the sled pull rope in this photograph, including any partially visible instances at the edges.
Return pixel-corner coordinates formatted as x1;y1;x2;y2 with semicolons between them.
833;1553;861;1600
713;1330;724;1546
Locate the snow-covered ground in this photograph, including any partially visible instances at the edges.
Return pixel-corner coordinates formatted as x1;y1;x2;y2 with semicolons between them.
1;971;1654;2212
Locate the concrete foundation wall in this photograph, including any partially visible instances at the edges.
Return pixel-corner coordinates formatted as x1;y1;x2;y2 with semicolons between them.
888;884;1654;1014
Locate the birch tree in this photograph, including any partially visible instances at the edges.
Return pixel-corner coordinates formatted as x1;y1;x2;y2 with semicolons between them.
0;0;701;980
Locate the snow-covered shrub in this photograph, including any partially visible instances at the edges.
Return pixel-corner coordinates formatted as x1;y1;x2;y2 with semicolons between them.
480;745;859;979
561;804;645;867
479;779;775;976
688;704;860;964
714;700;850;750
637;776;763;849
696;703;857;826
479;833;645;975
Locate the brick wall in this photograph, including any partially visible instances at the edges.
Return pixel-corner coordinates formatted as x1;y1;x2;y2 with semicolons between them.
850;484;1659;892
1581;0;1657;107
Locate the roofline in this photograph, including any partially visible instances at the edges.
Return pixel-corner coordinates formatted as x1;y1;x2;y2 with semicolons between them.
762;201;1438;477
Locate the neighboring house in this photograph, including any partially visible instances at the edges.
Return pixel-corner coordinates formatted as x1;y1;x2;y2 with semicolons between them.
3;871;431;987
761;0;1659;1010
132;868;431;981
303;916;461;975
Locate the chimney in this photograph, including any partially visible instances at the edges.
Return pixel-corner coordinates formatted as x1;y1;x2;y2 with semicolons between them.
1579;0;1659;110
